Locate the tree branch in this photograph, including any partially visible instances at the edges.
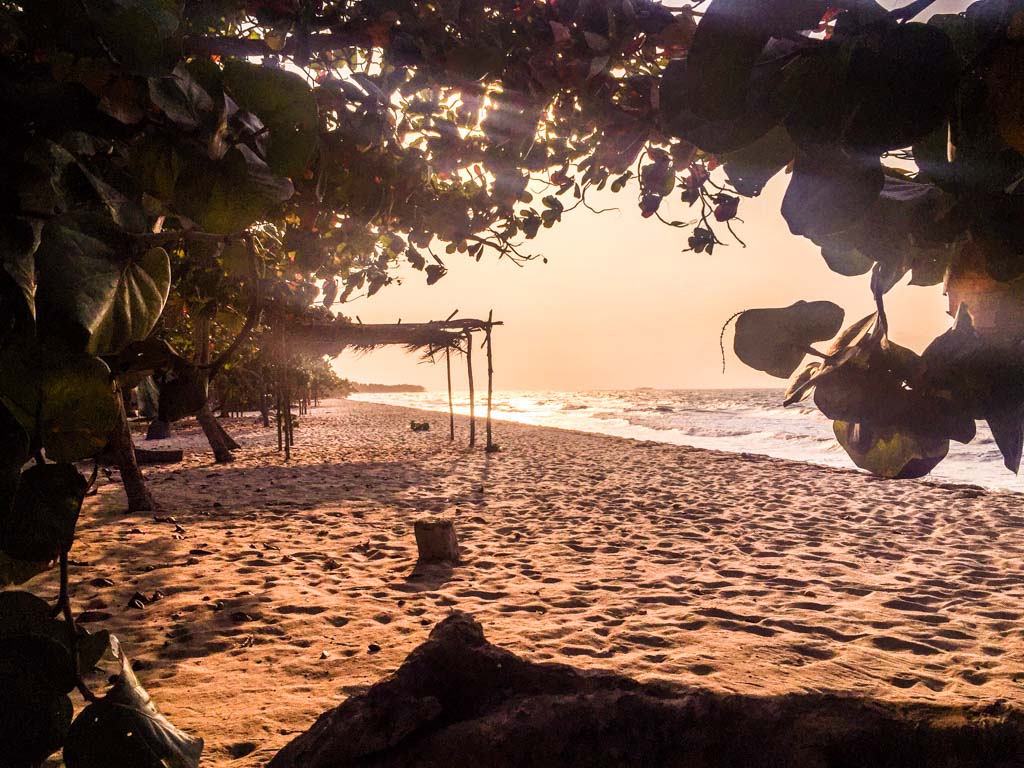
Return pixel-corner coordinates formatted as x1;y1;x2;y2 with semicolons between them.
58;552;98;703
183;31;370;59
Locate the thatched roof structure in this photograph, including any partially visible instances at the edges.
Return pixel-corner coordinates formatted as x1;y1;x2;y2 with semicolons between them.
273;313;502;452
285;317;502;359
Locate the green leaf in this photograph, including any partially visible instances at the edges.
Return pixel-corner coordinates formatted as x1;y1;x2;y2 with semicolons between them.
0;551;53;587
0;657;74;767
659;60;779;153
174;146;294;234
733;300;844;378
923;309;1024;472
841;22;960;154
682;0;828;122
223;60;319;179
0;401;29;516
2;463;88;562
78;628;113;673
820;242;874;277
0;590;77;766
36;214;170;355
65;643;203;768
156;362;209;423
722;125;795;197
0;215;42;322
80;0;182;75
834;420;949;479
0;343;119;462
148;65;216;131
782;152;884;238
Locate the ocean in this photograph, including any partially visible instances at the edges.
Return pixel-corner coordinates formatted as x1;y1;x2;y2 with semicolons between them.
350;388;1023;493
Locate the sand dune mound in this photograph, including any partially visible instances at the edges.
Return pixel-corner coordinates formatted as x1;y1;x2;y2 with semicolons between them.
270;612;1024;768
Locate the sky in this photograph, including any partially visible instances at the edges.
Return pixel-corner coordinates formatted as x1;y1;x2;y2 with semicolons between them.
331;1;967;392
332;177;951;391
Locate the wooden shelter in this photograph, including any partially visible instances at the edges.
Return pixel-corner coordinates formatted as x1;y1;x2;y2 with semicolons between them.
272;313;502;456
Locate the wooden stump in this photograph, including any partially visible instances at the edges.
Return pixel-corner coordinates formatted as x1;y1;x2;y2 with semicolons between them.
414;518;460;564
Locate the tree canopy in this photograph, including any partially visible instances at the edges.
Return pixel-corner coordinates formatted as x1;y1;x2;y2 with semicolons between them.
2;0;1024;763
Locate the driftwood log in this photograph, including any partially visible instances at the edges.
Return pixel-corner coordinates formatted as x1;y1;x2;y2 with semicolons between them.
413;518;460;564
270;613;1024;768
100;448;183;466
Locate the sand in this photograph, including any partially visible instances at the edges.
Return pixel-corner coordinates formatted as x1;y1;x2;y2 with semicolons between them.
55;399;1024;765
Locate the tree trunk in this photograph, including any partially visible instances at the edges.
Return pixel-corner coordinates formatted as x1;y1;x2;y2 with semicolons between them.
212;411;240;449
192;307;240;460
197;404;235;463
110;388;156;512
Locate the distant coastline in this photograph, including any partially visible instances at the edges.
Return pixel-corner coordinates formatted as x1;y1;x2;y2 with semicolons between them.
349;382;426;394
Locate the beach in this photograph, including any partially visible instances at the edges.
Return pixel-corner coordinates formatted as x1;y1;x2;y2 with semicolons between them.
67;399;1024;766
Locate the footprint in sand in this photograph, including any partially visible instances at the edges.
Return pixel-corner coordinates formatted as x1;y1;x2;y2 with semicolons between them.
870;636;942;656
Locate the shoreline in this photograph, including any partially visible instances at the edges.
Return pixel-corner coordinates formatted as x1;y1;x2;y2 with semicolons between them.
61;399;1024;765
351;395;1012;499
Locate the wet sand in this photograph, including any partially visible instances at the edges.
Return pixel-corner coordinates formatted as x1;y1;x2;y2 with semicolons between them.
60;399;1024;765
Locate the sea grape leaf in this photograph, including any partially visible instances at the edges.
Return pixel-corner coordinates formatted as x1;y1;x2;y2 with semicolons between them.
781;20;957;153
148;65;216;132
733;300;844;378
820;242;874;277
929;13;985;65
783;312;881;406
809;177;959;289
35;214;171;355
0;401;29;515
1;463;88;562
922;305;1024;472
0;343;119;462
156;362;209;423
986;42;1024;154
0;552;52;587
0;657;74;767
683;0;828;121
722;124;796;197
841;22;959;153
0;215;42;321
834;420;949;479
64;643;203;768
77;628;113;673
0;589;54;629
987;409;1024;474
0;590;77;766
659;60;778;153
79;0;182;76
222;60;319;179
785;361;822;404
173;145;294;234
782;152;884;238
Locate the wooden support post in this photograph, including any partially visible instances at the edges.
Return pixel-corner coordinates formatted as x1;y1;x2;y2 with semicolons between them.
466;331;475;448
276;382;283;452
445;347;455;442
485;310;494;452
414;517;460;564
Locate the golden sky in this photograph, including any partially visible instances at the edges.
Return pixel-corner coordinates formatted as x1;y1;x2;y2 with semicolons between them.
333;175;951;391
